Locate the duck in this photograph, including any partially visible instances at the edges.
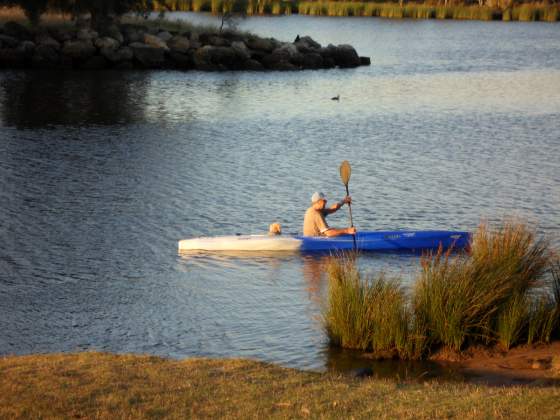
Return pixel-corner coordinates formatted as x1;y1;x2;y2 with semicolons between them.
331;94;340;101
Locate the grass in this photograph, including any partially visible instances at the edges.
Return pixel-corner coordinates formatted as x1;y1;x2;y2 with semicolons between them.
1;352;560;419
325;220;560;358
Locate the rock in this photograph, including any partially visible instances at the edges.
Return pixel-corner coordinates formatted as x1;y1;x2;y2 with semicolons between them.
49;27;75;43
246;36;276;53
101;46;133;63
0;48;26;67
100;24;124;44
35;32;61;50
157;31;173;42
360;56;371;66
268;43;303;67
241;59;264;71
81;55;108;70
331;44;361;68
209;36;230;47
62;40;96;60
120;24;146;44
143;33;169;50
0;34;19;49
31;44;60;67
77;28;98;41
294;35;321;53
95;37;119;51
231;41;250;61
198;32;217;45
262;53;297;70
3;21;32;40
130;43;166;68
17;41;35;58
169;51;194;69
167;36;190;54
193;45;239;69
114;61;134;70
301;52;323;69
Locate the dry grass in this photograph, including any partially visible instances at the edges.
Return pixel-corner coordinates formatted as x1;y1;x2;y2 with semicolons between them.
1;352;560;419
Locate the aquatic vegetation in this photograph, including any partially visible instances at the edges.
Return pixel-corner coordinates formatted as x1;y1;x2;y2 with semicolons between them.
325;220;559;358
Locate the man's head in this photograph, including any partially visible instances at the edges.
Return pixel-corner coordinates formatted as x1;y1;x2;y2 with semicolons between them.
311;191;327;210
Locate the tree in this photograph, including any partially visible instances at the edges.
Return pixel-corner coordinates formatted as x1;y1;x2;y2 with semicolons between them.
219;0;248;32
0;0;49;26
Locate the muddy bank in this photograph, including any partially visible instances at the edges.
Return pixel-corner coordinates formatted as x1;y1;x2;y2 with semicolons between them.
0;20;370;71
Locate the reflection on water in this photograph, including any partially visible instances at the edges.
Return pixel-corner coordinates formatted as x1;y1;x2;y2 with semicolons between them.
0;16;559;372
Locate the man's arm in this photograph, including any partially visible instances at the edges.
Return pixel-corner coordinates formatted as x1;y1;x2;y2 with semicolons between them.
324;227;356;237
324;196;352;215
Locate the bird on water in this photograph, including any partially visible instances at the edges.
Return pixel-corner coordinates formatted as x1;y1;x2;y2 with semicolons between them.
331;94;340;101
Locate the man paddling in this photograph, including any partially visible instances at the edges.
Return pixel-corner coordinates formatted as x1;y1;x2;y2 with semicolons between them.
303;192;356;237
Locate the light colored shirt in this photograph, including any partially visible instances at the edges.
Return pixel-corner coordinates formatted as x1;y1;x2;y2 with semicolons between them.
303;207;330;236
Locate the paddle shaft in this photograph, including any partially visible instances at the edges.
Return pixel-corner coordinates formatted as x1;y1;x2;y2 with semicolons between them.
344;183;357;249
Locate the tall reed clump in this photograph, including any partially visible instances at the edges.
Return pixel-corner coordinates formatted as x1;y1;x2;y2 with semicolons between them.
323;256;425;358
324;220;558;359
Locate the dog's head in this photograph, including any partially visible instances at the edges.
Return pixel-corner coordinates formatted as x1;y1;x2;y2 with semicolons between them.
269;223;282;235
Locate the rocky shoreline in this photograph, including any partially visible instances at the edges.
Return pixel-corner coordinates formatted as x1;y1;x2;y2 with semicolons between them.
0;20;370;71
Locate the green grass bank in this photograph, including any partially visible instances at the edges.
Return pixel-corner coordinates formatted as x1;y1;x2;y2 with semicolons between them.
1;352;560;419
153;0;560;21
325;220;560;359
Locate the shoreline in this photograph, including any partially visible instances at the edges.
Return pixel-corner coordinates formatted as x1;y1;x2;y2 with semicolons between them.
1;350;559;418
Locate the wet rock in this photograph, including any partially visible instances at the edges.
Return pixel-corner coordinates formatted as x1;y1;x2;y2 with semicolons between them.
62;40;96;60
17;41;36;58
49;27;75;43
360;56;371;66
167;36;190;54
295;35;321;53
0;34;19;49
169;51;194;69
231;41;250;61
101;46;133;63
77;28;98;42
209;36;230;47
3;21;32;40
130;42;166;68
157;31;173;42
332;44;361;68
301;52;323;69
81;55;108;70
241;59;264;71
121;24;146;44
0;48;26;67
95;37;119;51
198;32;218;45
114;60;134;70
262;53;297;71
143;33;169;50
246;36;276;53
32;44;60;68
100;24;124;44
35;32;61;50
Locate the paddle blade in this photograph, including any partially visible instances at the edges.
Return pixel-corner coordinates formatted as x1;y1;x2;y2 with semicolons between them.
339;160;351;186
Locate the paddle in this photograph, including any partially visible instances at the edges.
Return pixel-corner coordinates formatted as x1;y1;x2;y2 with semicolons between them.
339;160;356;250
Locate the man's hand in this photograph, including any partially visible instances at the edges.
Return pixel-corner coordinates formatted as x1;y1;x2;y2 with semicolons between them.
346;227;357;235
342;196;352;205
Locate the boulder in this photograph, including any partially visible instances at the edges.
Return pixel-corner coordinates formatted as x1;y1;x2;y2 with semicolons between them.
241;59;264;71
77;28;98;41
231;41;250;61
81;55;108;70
167;36;190;54
120;24;146;44
0;34;19;48
17;41;36;58
130;42;166;68
331;44;360;68
114;61;134;70
100;24;124;44
3;21;32;40
143;33;169;50
101;46;133;63
62;40;96;60
95;37;119;51
35;32;61;50
0;48;26;67
269;43;303;67
209;36;230;47
31;44;60;67
261;53;297;71
360;56;371;66
157;31;173;42
295;35;321;50
193;45;239;69
301;52;323;69
198;32;218;45
246;36;276;53
49;27;75;43
169;51;194;69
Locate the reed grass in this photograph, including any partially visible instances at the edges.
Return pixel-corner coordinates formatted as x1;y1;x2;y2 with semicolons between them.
324;220;558;359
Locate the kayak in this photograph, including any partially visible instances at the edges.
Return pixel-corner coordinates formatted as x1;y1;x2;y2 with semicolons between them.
178;230;470;253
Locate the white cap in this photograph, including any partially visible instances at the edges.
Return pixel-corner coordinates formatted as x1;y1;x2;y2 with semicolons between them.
311;192;326;203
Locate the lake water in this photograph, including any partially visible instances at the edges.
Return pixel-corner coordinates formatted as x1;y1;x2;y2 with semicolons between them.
0;15;559;371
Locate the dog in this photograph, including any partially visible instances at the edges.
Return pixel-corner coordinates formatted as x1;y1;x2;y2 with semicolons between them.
269;223;282;235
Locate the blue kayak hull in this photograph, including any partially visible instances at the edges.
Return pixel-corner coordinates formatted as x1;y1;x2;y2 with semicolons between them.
297;231;470;253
